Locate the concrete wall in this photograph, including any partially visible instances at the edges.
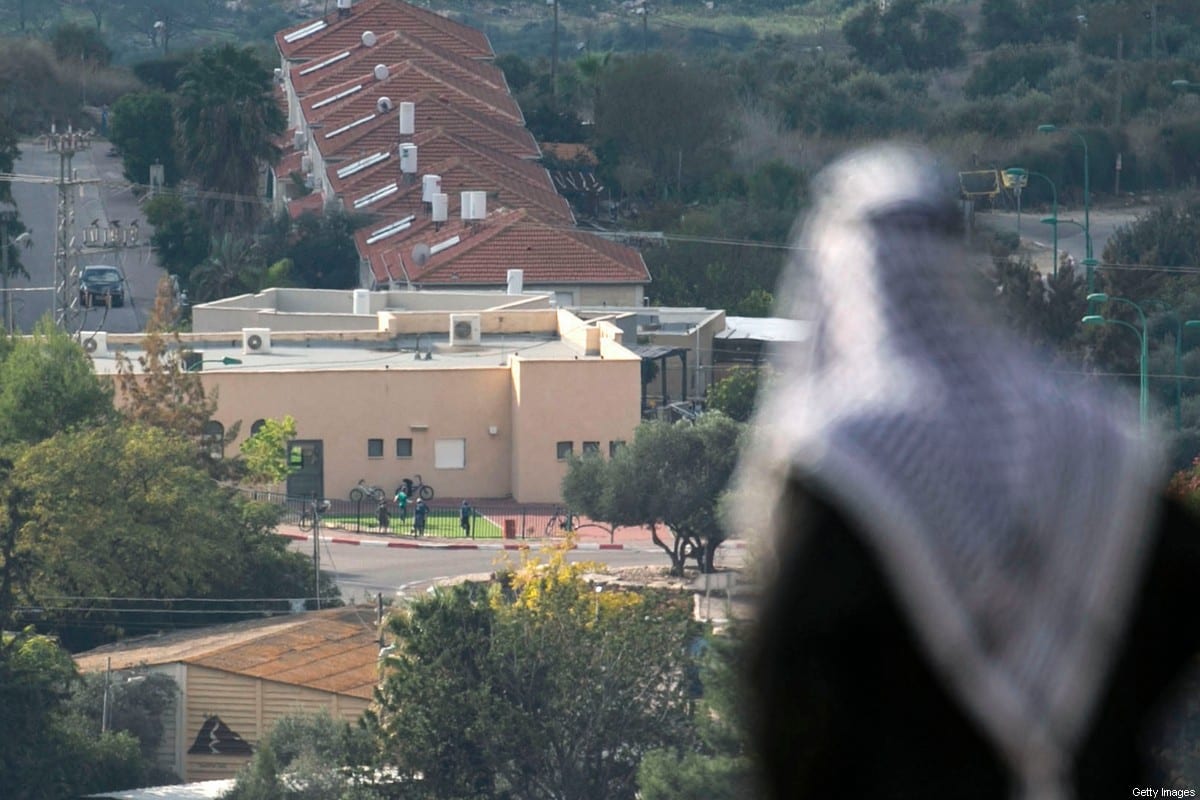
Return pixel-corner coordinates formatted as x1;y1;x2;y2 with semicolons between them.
510;353;640;503
208;367;516;501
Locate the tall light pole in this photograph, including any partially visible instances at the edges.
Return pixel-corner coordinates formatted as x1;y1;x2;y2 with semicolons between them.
1084;293;1148;427
1007;167;1057;277
1038;124;1095;291
1;217;31;334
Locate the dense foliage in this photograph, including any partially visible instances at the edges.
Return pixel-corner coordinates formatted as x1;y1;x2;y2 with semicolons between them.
370;546;703;800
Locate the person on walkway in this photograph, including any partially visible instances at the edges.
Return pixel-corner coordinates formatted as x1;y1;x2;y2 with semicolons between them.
412;498;428;537
376;501;391;533
738;143;1200;800
459;500;472;538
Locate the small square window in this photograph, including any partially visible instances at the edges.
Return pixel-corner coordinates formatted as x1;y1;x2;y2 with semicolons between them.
556;441;574;460
395;438;413;458
609;440;626;458
367;438;384;458
582;441;600;456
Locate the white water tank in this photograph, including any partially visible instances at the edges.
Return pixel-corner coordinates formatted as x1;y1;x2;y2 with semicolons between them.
431;192;448;222
507;269;524;295
399;143;417;175
399;101;415;135
421;173;441;202
353;289;370;315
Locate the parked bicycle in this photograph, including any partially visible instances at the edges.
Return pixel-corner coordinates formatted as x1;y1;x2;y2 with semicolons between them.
398;474;435;501
544;506;576;537
298;498;330;531
350;478;386;504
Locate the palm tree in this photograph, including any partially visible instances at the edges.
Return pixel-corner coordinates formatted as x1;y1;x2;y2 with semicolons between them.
189;233;262;302
174;44;284;234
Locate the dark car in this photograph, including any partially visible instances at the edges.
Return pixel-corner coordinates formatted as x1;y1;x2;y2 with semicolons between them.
78;265;125;308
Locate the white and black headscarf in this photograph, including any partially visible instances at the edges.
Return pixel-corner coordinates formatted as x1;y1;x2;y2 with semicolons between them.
744;144;1165;800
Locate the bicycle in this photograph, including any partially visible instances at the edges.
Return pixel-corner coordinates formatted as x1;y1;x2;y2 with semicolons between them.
350;478;386;504
544;506;576;537
398;474;435;501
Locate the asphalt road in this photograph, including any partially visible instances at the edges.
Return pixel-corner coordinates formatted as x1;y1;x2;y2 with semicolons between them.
974;204;1152;272
287;537;732;603
7;138;161;334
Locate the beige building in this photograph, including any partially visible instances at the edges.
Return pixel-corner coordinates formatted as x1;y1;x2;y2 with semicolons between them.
88;288;641;503
73;607;380;782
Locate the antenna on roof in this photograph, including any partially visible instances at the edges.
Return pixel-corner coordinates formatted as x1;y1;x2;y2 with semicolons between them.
411;243;431;268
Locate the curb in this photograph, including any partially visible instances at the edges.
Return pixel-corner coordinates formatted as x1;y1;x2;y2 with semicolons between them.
276;530;747;552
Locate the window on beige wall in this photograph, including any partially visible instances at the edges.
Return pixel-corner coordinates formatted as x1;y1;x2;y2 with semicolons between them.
435;438;466;469
396;438;413;458
367;438;384;458
556;441;573;460
582;441;600;456
609;440;626;457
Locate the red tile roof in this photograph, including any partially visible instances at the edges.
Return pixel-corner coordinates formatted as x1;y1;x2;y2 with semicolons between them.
327;127;555;200
291;29;506;98
315;90;539;162
303;61;522;127
340;154;572;227
287;191;326;219
360;207;648;288
277;0;492;62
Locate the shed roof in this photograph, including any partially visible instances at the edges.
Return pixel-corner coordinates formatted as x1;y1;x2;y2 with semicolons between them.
74;606;382;700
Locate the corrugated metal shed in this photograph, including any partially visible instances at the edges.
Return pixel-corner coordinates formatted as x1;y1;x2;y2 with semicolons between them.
74;606;380;700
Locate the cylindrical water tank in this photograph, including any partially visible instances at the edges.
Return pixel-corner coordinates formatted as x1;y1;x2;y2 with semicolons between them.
352;288;370;315
422;174;441;202
399;101;415;135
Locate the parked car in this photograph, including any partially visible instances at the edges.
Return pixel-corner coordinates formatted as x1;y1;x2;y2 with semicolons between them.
78;264;125;308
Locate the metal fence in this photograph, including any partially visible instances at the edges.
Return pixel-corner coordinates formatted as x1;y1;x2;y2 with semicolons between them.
245;490;583;540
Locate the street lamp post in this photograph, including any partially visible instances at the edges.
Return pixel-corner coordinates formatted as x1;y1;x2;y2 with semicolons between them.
1084;293;1149;427
1038;124;1096;291
1;219;32;334
1008;167;1058;277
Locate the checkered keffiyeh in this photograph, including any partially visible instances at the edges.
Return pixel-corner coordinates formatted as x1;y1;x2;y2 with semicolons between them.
747;145;1164;800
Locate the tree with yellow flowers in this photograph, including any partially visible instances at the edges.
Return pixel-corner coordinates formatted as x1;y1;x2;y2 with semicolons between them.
371;542;703;800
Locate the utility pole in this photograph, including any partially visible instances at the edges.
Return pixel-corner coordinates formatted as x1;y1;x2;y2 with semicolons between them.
43;126;96;329
550;0;559;108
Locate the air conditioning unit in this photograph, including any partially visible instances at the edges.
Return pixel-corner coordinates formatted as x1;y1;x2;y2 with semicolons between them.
243;327;272;354
80;331;107;357
449;314;482;347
